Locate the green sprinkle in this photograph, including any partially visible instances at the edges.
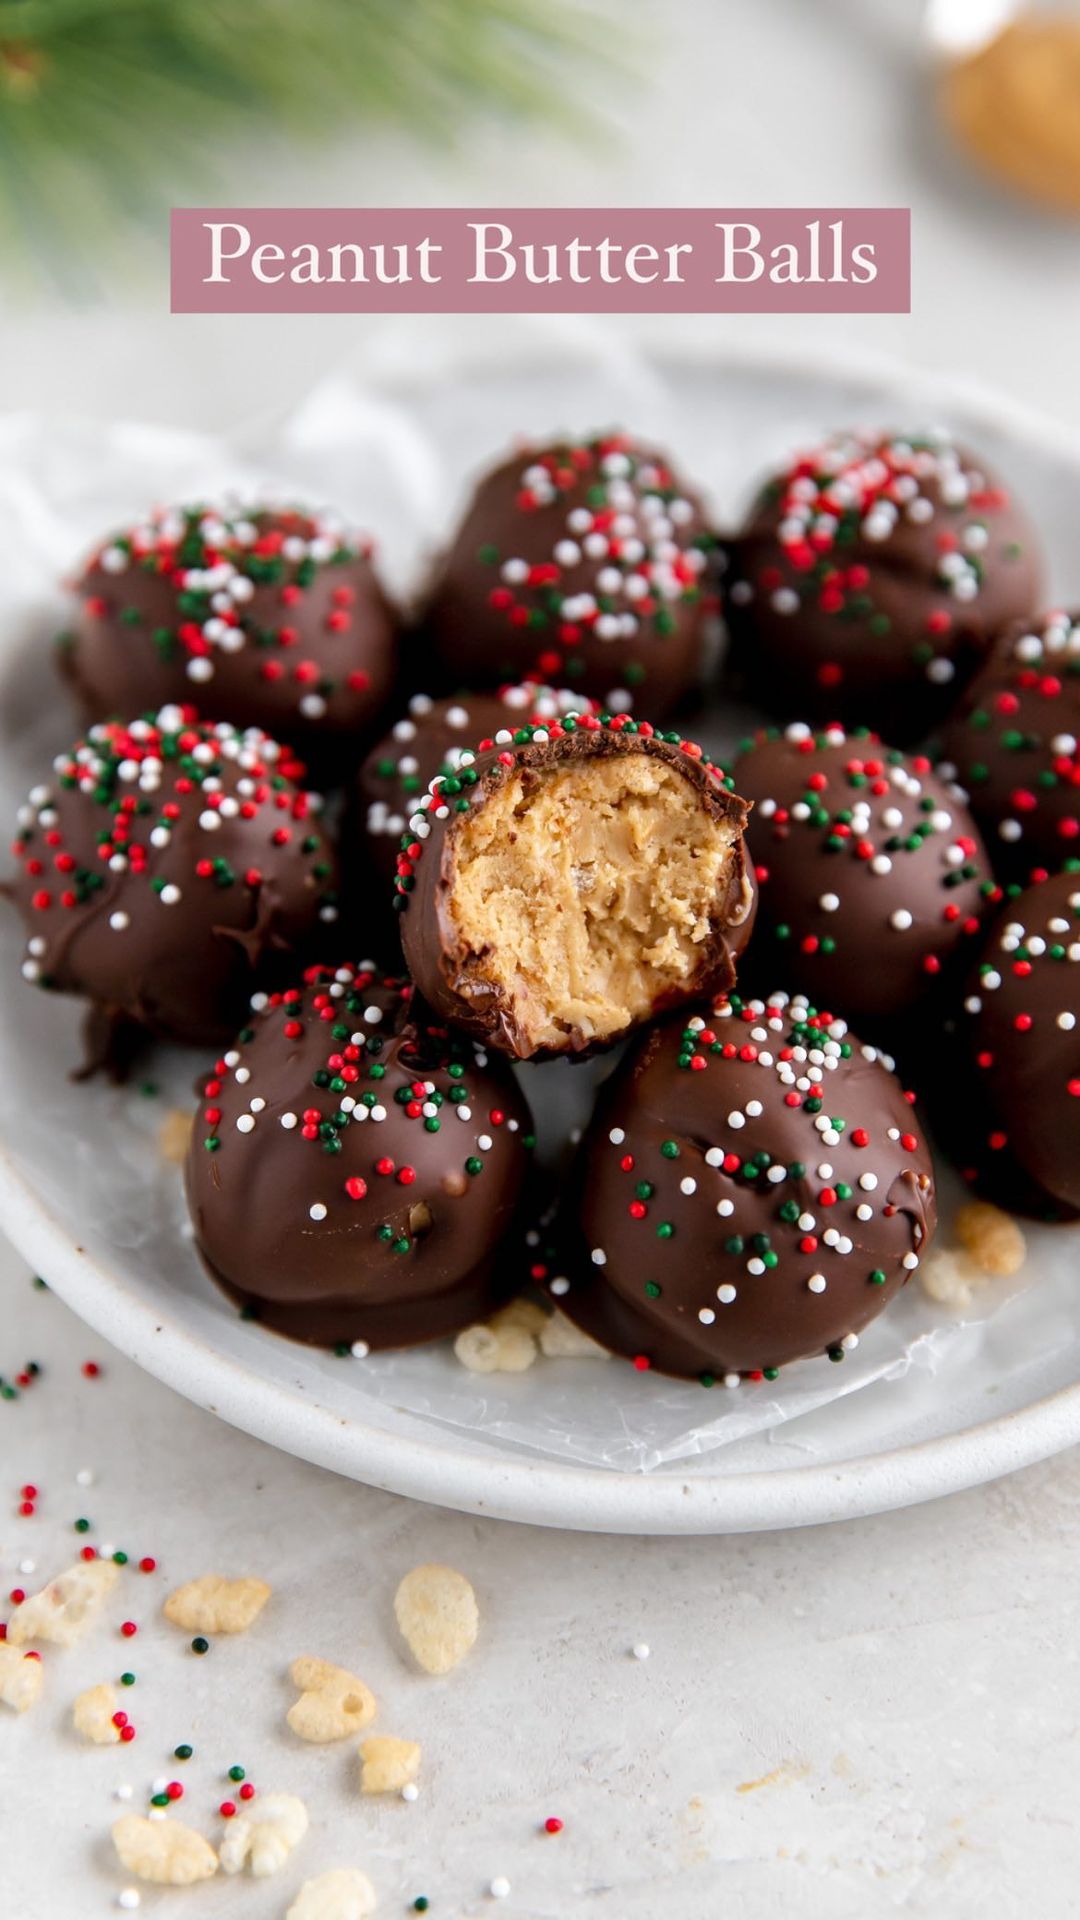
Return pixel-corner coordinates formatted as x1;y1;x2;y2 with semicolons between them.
228;1764;245;1782
174;1744;193;1760
191;1637;209;1655
120;1672;136;1687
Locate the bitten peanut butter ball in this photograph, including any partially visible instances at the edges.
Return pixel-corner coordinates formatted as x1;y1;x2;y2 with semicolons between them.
6;707;338;1056
396;712;754;1061
355;682;600;891
955;869;1080;1214
939;608;1080;882
185;965;536;1350
723;429;1042;738
733;724;997;1024
552;991;936;1381
423;434;718;716
58;504;398;764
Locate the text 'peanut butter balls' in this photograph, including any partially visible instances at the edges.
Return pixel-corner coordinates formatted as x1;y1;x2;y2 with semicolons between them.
734;724;995;1025
396;712;755;1061
185;966;535;1350
723;429;1042;738
551;992;936;1382
58;504;398;763
422;434;718;716
5;708;338;1054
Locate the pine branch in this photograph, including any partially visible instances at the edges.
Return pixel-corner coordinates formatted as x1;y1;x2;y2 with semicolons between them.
0;0;630;284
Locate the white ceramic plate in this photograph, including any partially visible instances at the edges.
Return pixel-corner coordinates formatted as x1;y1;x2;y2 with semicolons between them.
3;336;1080;1534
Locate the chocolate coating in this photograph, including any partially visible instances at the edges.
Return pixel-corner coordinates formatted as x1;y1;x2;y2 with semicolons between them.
396;713;754;1060
939;607;1080;881
185;964;535;1350
552;991;936;1379
6;707;338;1051
423;434;717;716
355;683;600;892
58;505;398;764
723;430;1042;739
957;869;1080;1212
733;724;996;1024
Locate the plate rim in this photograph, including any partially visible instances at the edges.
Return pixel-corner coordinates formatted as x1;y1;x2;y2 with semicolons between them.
4;333;1080;1534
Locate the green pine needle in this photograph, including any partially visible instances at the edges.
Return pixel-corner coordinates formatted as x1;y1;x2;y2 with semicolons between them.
0;0;629;284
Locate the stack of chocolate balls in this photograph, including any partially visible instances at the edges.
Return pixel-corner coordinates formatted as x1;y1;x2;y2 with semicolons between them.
7;418;1075;1385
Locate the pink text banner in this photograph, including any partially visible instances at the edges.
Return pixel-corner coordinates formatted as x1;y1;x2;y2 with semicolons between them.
170;208;910;315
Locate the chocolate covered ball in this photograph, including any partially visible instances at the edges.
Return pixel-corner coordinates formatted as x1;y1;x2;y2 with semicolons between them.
939;607;1080;881
552;990;936;1380
733;724;996;1023
356;682;599;891
185;964;536;1350
6;707;338;1054
396;711;754;1061
956;869;1080;1212
58;504;398;763
423;434;717;715
723;429;1042;738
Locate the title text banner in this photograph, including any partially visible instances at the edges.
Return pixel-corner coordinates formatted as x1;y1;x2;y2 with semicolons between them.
170;208;910;314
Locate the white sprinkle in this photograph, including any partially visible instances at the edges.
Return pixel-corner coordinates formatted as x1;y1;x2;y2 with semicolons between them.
807;1274;827;1294
75;1468;94;1487
114;1785;133;1802
717;1284;737;1305
890;908;913;931
550;1276;570;1297
117;1892;141;1911
309;1202;328;1222
401;1781;420;1802
236;1114;255;1134
591;1249;606;1267
705;1148;724;1167
724;1373;740;1390
350;1340;370;1359
108;911;130;931
609;1127;625;1145
631;1642;650;1661
727;1111;745;1130
819;893;840;913
280;1112;298;1129
858;1172;878;1191
698;1307;716;1325
679;1177;697;1195
716;1199;734;1217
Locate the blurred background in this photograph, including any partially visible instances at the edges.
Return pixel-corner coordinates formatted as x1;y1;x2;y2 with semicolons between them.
1;0;1078;432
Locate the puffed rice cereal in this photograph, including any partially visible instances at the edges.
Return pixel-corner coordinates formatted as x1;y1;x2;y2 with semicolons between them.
218;1791;309;1877
453;1321;537;1374
158;1108;194;1164
163;1573;270;1635
73;1681;121;1744
7;1558;118;1647
539;1309;610;1359
394;1563;478;1675
112;1815;218;1885
0;1644;43;1712
287;1656;377;1743
359;1736;422;1795
954;1201;1027;1277
287;1868;378;1919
